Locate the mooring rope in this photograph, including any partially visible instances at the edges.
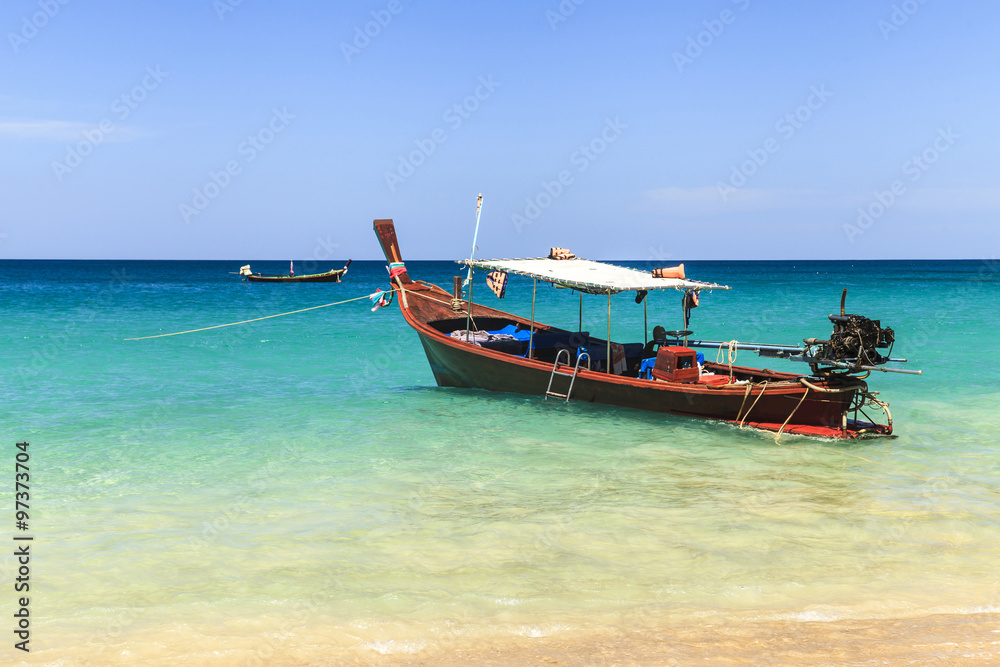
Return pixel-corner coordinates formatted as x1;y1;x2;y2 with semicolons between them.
735;382;753;424
737;380;768;428
717;339;738;380
124;288;398;341
405;284;483;331
773;386;810;442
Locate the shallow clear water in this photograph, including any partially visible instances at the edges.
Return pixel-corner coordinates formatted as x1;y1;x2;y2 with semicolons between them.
2;258;999;663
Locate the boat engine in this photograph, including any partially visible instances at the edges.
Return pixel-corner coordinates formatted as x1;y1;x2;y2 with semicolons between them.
825;313;894;366
803;289;895;372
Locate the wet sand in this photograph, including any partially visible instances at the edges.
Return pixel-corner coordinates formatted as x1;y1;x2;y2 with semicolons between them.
21;613;1000;665
347;613;1000;667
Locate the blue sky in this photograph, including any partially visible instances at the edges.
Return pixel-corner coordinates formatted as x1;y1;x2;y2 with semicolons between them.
2;0;997;260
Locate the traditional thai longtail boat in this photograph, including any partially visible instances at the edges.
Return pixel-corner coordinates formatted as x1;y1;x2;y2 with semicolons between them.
374;218;921;439
238;260;351;283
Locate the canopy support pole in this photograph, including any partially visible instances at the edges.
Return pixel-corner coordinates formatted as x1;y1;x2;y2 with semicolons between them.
681;295;688;347
529;278;537;359
683;291;692;347
578;291;582;332
606;290;611;375
644;298;648;345
465;269;474;343
464;193;483;287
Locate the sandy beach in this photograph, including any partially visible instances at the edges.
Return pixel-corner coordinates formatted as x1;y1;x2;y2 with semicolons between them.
18;613;999;665
351;614;1000;666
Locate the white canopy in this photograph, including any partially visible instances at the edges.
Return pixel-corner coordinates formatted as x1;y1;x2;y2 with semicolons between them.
461;257;730;295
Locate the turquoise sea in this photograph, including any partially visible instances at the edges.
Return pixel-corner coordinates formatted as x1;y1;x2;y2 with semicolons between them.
3;258;1000;664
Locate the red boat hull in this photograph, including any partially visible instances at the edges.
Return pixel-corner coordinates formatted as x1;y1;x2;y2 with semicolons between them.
416;328;851;424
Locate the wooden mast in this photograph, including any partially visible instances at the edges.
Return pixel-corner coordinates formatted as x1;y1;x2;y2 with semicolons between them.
529;278;536;359
606;290;611;374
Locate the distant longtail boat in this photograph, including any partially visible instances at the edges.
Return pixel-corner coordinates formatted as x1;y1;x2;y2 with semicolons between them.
237;260;351;283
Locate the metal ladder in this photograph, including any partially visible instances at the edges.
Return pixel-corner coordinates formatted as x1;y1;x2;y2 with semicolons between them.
545;350;590;401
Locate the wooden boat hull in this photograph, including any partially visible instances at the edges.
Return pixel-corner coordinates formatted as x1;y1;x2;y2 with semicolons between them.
416;328;848;423
374;219;890;439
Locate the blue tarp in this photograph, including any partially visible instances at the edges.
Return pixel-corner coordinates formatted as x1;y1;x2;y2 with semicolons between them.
487;324;532;342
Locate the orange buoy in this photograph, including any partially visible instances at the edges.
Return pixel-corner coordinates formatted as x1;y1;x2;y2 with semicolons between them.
652;264;685;279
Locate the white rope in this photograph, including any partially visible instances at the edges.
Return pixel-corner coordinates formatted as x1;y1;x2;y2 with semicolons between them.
774;387;810;443
737;380;768;428
124;288;397;341
716;339;738;380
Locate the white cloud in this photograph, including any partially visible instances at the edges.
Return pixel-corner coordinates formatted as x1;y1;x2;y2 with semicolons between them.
0;119;148;142
643;186;847;215
893;187;1000;211
643;185;1000;215
0;120;92;141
